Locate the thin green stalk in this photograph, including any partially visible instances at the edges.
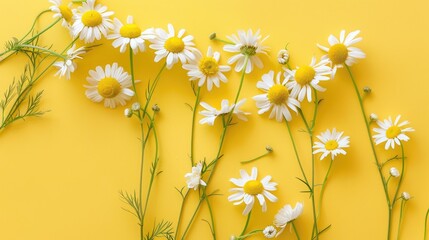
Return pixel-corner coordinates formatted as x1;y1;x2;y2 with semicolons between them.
237;229;262;240
19;44;66;59
396;199;406;240
392;143;406;206
129;46;139;101
292;222;301;240
142;63;167;120
18;10;51;43
174;189;190;239
180;197;204;240
190;86;202;166
240;211;252;236
24;16;61;44
205;194;216;239
212;38;234;45
285;120;308;183
240;151;271;164
316;160;333;222
311;90;319;130
424;208;429;240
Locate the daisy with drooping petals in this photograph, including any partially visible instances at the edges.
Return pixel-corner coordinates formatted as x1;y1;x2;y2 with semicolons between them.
253;71;300;122
182;46;231;91
49;0;73;28
273;202;303;236
228;167;278;215
53;44;86;80
84;63;135;108
72;0;114;43
108;16;154;53
223;29;269;74
317;30;366;77
148;24;199;69
373;115;414;150
313;128;350;160
199;99;249;125
184;162;206;190
284;57;331;102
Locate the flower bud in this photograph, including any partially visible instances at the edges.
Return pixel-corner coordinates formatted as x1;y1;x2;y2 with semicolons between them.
263;225;277;239
363;86;372;94
209;32;217;40
389;167;400;178
152;104;160;112
124;108;132;118
266;145;273;152
402;192;411;200
277;49;289;65
370;113;378;121
131;102;141;111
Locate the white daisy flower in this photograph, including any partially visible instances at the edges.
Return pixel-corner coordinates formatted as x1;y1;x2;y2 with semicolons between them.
223;29;269;74
148;24;199;69
53;44;86;80
49;0;73;28
84;63;135;108
182;46;231;91
253;71;300;122
373;115;414;150
107;16;154;53
228;167;278;215
184;162;206;190
72;0;114;43
263;226;277;239
199;99;249;125
317;30;366;77
273;202;303;237
313;128;350;160
284;57;331;102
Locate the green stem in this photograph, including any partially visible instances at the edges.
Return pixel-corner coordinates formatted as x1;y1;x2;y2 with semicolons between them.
311;90;319;130
240;211;252;236
392;143;406;206
19;10;51;43
212;38;234;45
142;63;167;120
180;197;204;240
129;46;139;102
205;194;216;239
284;120;309;183
424;208;429;240
24;17;61;45
346;65;392;239
396;199;406;240
190;86;202;166
240;150;271;164
19;44;66;59
174;189;190;239
316;160;333;223
292;222;301;240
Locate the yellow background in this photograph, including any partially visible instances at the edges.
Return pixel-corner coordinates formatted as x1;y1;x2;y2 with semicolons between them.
1;0;428;239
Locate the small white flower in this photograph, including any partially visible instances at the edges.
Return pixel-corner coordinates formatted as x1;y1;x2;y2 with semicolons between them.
274;202;303;237
253;71;300;122
184;162;206;190
49;0;73;28
199;99;249;125
53;44;86;80
223;29;269;74
402;192;411;200
277;49;289;65
72;0;114;43
228;167;278;215
317;30;366;77
313;128;350;160
182;46;231;91
263;226;277;239
390;167;400;178
370;113;378;121
148;24;199;69
373;115;414;150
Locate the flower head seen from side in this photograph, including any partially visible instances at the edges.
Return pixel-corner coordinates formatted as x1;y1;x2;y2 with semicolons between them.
263;226;277;239
223;29;269;74
199;99;249;125
149;24;199;69
253;71;300;122
373;115;414;150
184;162;206;190
53;44;86;80
182;46;231;91
228;167;278;215
108;16;154;53
273;202;303;237
84;63;135;108
49;0;73;28
72;0;114;43
313;128;350;160
284;57;331;102
317;30;366;77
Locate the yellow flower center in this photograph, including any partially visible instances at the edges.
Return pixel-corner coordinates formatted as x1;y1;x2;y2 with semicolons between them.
328;44;348;65
240;45;257;56
97;77;121;98
199;57;219;76
120;24;142;38
164;37;185;53
325;140;339;151
244;180;263;195
295;66;316;85
268;84;289;105
386;126;401;139
82;10;102;27
59;4;73;22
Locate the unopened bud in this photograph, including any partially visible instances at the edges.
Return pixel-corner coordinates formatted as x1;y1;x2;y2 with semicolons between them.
363;86;372;94
402;192;411;200
390;167;400;178
265;145;273;152
131;102;141;111
152;104;160;112
124;108;132;118
370;113;378;121
209;32;217;40
277;49;289;65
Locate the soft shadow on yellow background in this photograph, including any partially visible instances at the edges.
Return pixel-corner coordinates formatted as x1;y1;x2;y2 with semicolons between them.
1;0;428;239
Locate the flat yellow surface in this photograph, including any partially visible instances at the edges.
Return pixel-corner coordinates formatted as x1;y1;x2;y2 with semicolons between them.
1;0;429;239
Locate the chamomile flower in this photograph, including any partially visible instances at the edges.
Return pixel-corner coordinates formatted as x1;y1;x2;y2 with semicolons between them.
263;226;277;239
148;24;199;69
373;115;414;150
273;202;303;236
84;63;135;108
313;129;350;160
253;71;300;122
199;99;249;125
284;57;331;102
49;0;73;28
185;162;206;190
72;0;114;43
53;44;86;80
108;16;154;53
182;46;231;91
228;167;278;215
223;29;269;74
317;30;366;77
